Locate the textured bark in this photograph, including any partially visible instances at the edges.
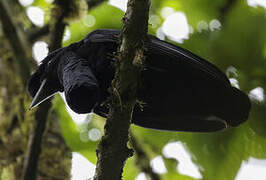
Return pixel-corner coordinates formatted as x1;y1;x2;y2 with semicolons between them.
0;0;72;179
93;0;150;179
0;52;72;180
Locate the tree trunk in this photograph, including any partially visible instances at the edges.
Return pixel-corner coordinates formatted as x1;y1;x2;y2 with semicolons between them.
0;0;72;179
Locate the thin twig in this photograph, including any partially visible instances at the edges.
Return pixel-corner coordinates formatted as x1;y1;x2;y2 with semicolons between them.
130;132;160;180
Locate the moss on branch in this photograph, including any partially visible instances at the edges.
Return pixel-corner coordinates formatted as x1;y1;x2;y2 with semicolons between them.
93;0;151;179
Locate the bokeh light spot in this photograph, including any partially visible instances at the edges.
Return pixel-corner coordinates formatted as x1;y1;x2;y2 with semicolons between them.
226;66;238;78
149;15;161;29
80;130;89;142
88;128;101;141
60;93;88;125
197;20;208;33
209;19;221;31
26;6;45;27
18;0;33;6
71;152;95;180
45;0;54;3
247;0;266;8
160;7;175;19
63;29;71;42
32;41;48;63
83;14;96;27
135;172;147;180
162;12;189;43
109;0;128;12
235;158;266;180
150;156;167;174
229;78;240;89
156;28;165;40
249;87;265;102
163;141;202;179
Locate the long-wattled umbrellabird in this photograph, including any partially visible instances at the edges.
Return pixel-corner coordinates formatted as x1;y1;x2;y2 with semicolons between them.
28;29;251;132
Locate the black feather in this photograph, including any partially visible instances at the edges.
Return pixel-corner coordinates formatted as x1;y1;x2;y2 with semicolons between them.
28;29;251;132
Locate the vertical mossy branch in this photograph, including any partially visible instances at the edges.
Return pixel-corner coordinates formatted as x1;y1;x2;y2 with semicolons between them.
0;0;31;85
93;0;150;179
22;1;67;179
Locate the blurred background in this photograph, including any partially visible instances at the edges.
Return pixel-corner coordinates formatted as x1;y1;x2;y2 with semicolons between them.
0;0;266;179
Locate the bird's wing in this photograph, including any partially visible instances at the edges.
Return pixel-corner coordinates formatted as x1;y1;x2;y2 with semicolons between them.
146;37;230;85
87;29;250;132
28;29;251;132
131;37;250;132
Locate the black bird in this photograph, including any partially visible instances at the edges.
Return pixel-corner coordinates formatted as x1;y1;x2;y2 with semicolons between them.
28;29;251;132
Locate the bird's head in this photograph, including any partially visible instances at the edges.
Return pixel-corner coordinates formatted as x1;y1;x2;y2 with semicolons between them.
28;47;65;109
28;41;100;114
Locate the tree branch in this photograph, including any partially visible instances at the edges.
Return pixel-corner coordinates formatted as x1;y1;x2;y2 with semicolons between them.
220;0;237;23
49;17;66;51
130;132;160;180
27;25;50;44
27;0;107;43
22;1;67;179
22;101;52;180
0;0;31;84
22;0;109;178
93;0;150;179
86;0;107;9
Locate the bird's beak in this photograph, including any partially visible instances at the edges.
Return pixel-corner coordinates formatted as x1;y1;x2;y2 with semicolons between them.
29;79;57;109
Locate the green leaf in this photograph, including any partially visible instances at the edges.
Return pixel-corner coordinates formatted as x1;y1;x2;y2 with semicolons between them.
63;3;124;46
53;95;99;163
173;123;266;180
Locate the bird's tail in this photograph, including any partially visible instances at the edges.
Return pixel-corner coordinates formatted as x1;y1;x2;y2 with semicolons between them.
221;87;251;127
